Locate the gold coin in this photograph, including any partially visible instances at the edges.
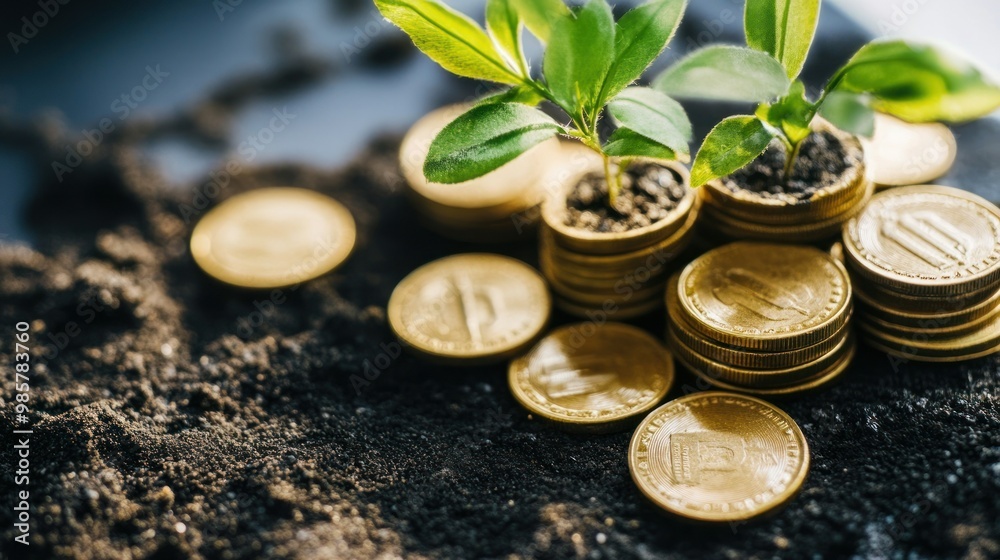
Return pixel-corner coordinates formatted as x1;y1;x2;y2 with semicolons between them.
860;304;1000;340
628;392;810;522
399;104;558;210
677;242;852;351
666;276;852;370
864;113;957;187
509;323;673;432
852;275;999;314
541;197;700;270
853;280;1000;326
701;179;874;243
669;328;854;389
843;185;1000;297
857;311;1000;362
701;165;870;226
540;153;695;256
677;339;855;397
388;254;551;364
190;188;356;289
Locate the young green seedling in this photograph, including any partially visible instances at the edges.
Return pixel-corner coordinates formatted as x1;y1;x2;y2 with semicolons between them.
375;0;692;207
653;0;1000;187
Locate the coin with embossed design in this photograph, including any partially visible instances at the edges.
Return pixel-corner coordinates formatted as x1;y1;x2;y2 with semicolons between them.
629;392;809;522
388;254;551;364
843;185;1000;297
509;323;673;432
191;188;356;289
677;242;851;351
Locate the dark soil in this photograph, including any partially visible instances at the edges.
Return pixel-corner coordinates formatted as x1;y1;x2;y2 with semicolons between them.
564;163;687;233
2;7;1000;559
720;130;864;200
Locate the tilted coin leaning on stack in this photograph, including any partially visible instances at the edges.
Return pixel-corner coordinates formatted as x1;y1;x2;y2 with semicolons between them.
843;185;1000;362
666;242;855;396
699;121;874;243
399;104;561;242
539;145;700;319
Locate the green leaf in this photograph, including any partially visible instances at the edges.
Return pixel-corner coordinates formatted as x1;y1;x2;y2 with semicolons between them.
477;85;546;106
653;45;790;102
601;0;688;101
603;127;680;162
744;0;821;79
819;91;875;137
830;40;1000;123
543;0;616;114
761;81;815;144
691;116;777;187
608;87;692;155
486;0;528;76
510;0;570;43
424;102;563;183
375;0;520;85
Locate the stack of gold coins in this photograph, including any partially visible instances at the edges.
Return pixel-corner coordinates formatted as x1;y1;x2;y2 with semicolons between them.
863;113;957;190
842;185;1000;362
666;242;855;396
699;122;874;243
388;253;551;365
508;322;674;433
538;146;700;319
399;104;560;242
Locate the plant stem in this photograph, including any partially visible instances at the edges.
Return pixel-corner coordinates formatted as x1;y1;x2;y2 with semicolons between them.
783;140;803;186
603;153;619;208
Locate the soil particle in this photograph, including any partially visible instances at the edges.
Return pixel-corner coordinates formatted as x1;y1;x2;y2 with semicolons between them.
564;163;686;233
719;129;863;200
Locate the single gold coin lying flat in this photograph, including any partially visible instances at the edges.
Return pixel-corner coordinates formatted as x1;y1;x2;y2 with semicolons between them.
629;392;809;522
509;323;673;432
843;185;1000;297
190;188;356;289
388;254;551;364
677;242;851;351
865;113;957;187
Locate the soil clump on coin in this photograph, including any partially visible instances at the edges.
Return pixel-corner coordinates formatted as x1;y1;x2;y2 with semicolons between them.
564;163;686;233
719;129;862;200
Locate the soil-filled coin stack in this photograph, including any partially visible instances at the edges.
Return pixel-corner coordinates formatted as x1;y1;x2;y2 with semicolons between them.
863;113;957;190
666;242;855;396
699;121;874;244
399;104;560;242
843;185;1000;362
539;146;699;319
